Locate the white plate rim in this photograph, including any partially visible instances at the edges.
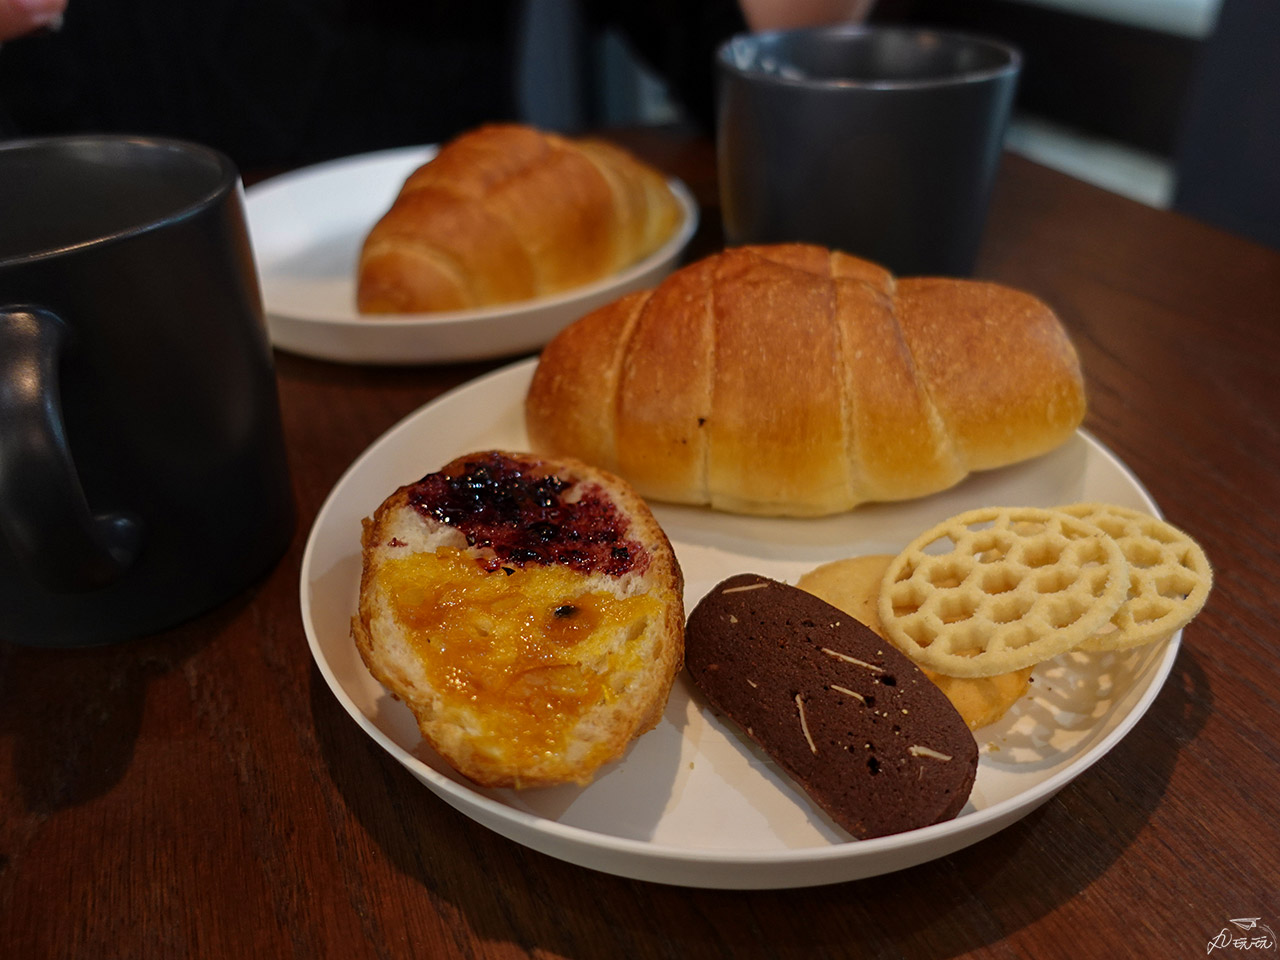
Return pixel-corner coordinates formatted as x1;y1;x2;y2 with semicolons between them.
301;357;1180;884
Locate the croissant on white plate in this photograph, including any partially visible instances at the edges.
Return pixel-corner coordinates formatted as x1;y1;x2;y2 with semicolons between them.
524;244;1087;517
357;124;683;313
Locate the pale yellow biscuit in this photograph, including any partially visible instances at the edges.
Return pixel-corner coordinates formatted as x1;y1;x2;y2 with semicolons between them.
878;507;1130;678
1056;502;1212;651
931;667;1035;730
798;554;1033;730
797;554;890;633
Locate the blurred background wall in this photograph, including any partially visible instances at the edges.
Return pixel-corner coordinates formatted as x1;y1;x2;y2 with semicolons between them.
529;0;1280;252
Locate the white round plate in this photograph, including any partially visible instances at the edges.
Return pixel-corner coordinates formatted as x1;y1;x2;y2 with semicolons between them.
301;358;1180;889
244;145;699;365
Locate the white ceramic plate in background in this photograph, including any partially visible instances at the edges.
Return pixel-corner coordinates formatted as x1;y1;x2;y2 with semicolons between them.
244;145;698;365
300;359;1180;888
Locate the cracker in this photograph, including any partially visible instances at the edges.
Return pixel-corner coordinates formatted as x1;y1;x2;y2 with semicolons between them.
797;554;1033;729
877;507;1130;677
796;555;891;634
1056;503;1212;651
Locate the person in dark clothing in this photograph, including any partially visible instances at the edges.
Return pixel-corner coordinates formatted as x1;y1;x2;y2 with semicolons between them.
0;0;868;171
0;1;741;170
1;2;534;169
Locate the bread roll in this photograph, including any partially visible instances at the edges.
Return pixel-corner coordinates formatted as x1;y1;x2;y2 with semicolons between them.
357;124;683;313
525;244;1086;516
351;450;684;788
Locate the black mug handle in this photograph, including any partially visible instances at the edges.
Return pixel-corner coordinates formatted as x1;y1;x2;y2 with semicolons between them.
0;306;140;591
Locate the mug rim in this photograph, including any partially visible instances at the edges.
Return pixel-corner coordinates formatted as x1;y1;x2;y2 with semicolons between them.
716;24;1022;91
0;134;239;267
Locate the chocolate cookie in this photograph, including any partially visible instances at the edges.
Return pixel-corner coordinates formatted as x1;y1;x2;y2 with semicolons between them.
686;573;978;839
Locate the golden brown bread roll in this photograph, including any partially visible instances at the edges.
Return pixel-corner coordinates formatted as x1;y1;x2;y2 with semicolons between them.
357;124;683;313
525;244;1087;516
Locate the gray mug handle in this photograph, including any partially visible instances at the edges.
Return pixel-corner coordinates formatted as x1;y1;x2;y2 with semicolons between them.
0;306;140;591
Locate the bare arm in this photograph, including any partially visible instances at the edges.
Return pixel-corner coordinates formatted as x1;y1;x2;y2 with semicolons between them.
738;0;875;32
0;0;65;43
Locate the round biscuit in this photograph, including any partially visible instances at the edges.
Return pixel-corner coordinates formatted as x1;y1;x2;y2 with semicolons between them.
1056;502;1212;651
798;553;1033;729
878;506;1130;678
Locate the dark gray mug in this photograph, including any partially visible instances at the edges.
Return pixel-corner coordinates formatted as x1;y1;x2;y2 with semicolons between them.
717;26;1021;276
0;135;294;647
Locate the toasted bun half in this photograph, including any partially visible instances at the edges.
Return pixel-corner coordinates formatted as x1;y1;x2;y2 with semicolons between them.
351;450;684;788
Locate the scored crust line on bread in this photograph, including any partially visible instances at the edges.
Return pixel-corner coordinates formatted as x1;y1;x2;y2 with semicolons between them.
569;139;633;272
607;292;648;472
832;249;864;508
363;237;479;309
699;258;718;503
404;133;609;294
886;296;965;500
889;282;966;487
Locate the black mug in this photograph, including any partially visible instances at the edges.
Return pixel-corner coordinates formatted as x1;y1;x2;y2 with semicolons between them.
0;135;294;647
717;26;1021;276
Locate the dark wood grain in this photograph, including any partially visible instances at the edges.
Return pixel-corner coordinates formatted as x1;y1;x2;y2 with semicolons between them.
3;130;1278;960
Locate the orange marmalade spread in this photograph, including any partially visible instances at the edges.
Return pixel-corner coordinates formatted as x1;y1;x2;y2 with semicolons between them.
382;546;660;768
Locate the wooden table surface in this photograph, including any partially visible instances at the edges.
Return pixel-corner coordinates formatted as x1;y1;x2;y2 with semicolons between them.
3;128;1279;959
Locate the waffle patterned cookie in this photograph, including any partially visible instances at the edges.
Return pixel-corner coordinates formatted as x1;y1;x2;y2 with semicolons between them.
1056;503;1213;651
877;507;1131;678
